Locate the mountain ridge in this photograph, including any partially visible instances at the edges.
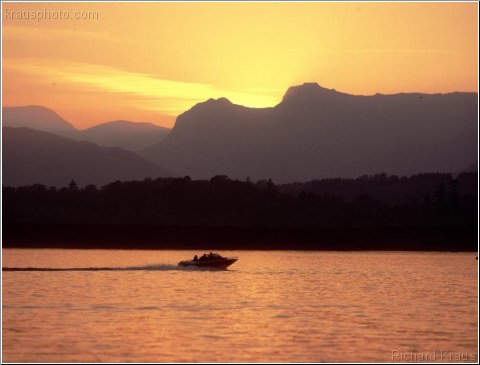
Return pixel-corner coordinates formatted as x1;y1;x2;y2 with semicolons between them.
141;83;477;182
3;126;173;187
2;106;171;152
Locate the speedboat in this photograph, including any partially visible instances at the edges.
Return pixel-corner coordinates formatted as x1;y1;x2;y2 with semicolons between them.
178;253;238;269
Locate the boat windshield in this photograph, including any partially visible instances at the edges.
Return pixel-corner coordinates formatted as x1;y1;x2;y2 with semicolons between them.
196;253;225;261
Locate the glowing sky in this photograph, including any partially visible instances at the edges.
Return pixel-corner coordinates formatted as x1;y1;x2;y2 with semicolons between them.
2;2;478;128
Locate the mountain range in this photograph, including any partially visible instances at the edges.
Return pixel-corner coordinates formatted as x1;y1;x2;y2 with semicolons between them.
142;83;477;182
2;83;477;185
2;105;170;152
2;127;172;187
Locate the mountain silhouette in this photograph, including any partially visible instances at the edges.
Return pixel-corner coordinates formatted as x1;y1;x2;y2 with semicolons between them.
80;120;170;152
2;106;171;153
142;83;477;182
3;127;173;187
2;105;77;138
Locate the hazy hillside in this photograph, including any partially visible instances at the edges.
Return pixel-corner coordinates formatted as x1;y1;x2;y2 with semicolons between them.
2;127;173;187
80;120;170;152
142;83;477;183
2;105;78;138
2;106;171;152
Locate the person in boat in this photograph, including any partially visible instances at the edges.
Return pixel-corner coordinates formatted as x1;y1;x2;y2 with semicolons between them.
200;254;207;261
193;255;198;261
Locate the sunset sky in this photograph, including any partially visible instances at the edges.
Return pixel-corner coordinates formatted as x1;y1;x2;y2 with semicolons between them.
2;1;478;129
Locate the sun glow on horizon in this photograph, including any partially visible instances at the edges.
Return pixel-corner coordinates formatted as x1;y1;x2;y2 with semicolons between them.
2;2;478;128
4;59;281;116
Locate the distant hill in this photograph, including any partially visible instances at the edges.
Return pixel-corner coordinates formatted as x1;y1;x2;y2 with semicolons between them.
142;83;478;183
2;127;173;187
2;106;171;152
2;105;77;138
80;120;170;152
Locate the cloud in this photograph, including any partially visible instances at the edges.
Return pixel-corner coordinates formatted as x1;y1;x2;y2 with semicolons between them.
4;58;280;115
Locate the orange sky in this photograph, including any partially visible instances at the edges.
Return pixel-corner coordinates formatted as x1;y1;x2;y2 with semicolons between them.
2;2;478;129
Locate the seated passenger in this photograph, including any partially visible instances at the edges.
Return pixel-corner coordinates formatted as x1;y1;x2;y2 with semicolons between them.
193;255;198;261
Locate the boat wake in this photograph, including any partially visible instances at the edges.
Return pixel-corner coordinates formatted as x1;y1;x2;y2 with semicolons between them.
2;264;215;272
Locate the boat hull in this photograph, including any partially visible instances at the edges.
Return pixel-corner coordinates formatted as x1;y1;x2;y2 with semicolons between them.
178;258;238;269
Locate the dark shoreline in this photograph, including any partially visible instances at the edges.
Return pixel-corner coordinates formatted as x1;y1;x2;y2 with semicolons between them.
3;223;477;251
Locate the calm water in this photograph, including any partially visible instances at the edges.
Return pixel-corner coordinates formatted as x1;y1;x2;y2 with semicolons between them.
2;249;478;363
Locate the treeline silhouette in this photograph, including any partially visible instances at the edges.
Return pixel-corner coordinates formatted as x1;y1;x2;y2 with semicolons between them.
3;173;477;250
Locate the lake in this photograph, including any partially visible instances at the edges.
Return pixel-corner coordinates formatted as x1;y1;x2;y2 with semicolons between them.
2;249;478;362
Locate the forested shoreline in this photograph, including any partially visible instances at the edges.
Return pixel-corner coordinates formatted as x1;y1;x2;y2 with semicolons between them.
3;172;477;250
